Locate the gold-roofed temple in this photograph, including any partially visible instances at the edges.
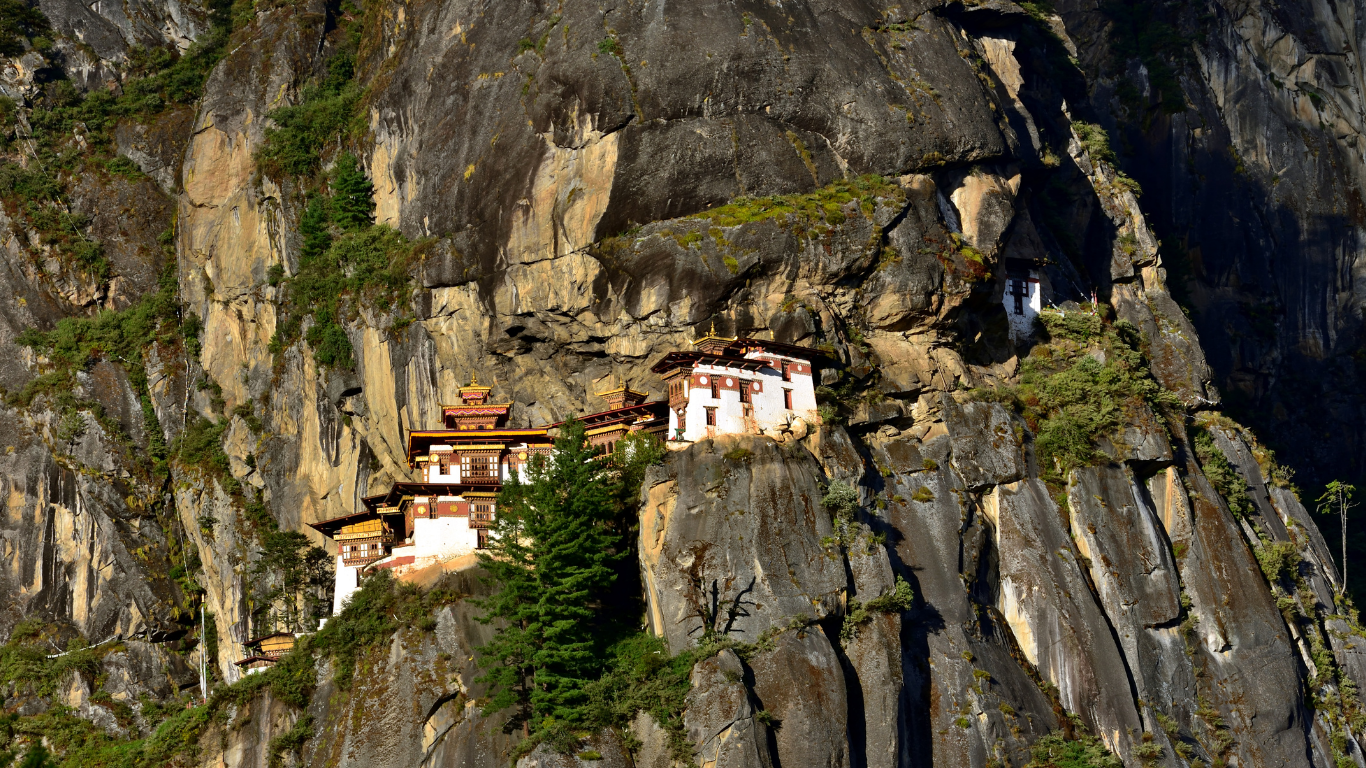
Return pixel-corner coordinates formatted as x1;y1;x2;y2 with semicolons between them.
309;372;669;614
441;374;511;430
595;378;650;411
305;335;819;625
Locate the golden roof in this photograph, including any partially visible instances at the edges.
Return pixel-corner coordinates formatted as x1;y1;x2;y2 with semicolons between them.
595;376;649;399
690;320;737;347
458;373;493;396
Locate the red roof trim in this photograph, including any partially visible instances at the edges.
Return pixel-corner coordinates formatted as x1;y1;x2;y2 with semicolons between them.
234;655;275;667
547;401;669;429
369;556;415;571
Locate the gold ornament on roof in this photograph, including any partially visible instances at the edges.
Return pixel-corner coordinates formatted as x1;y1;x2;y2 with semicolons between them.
690;319;737;348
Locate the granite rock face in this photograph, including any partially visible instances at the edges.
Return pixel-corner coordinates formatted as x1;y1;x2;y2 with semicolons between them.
5;0;1366;767
639;435;843;651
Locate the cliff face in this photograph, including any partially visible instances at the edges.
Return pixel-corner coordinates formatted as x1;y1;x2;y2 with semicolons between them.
1057;0;1366;515
7;0;1366;767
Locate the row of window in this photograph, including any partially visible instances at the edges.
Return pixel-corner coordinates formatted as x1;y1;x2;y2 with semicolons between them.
705;380;792;407
670;365;799;400
702;390;793;425
434;454;501;479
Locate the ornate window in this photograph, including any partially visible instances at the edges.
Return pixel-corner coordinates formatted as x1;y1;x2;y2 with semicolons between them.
461;454;498;482
739;381;752;404
783;389;793;410
705;407;717;426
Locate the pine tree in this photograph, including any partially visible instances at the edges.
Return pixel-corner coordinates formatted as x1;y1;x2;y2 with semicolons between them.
298;194;331;265
330;152;374;231
1316;480;1357;595
248;530;332;634
475;419;632;731
18;742;55;768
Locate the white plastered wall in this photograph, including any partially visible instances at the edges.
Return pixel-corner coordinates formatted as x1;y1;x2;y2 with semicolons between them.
333;557;363;614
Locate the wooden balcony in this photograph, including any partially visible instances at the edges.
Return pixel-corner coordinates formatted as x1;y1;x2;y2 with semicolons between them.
341;548;388;567
469;511;495;529
340;533;392;566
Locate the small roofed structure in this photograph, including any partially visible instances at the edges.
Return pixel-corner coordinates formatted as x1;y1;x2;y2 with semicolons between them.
596;379;650;411
234;631;296;675
440;375;512;430
309;510;400;613
554;381;669;454
234;655;274;674
1003;257;1046;342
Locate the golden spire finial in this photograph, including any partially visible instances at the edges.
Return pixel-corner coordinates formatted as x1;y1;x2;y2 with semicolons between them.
471;373;478;386
710;320;717;336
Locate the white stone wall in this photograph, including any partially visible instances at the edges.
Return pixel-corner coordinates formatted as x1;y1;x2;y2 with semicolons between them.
1005;275;1042;341
671;355;818;442
412;516;479;559
425;446;456;482
332;557;363;614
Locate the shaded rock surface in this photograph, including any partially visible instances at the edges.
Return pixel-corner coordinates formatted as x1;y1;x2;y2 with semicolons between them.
5;0;1366;767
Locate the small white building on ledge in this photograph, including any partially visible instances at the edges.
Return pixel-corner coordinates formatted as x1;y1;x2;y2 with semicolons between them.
1003;258;1045;342
652;329;822;442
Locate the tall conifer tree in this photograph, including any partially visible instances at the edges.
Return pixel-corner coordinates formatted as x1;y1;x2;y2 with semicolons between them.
476;419;629;730
331;152;374;230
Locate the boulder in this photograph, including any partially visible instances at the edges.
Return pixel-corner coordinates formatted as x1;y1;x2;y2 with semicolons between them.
639;435;845;652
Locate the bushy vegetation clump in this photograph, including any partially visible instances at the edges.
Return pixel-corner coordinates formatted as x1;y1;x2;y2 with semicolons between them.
0;571;462;768
13;259;190;484
975;307;1179;483
580;634;696;760
257;5;430;371
840;576;915;644
254;13;363;180
0;0;51;56
1024;729;1124;768
0;0;250;285
267;160;426;370
1191;427;1255;520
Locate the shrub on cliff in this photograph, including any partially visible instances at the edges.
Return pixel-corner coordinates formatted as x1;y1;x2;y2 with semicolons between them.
974;308;1179;484
1191;428;1255;520
1025;730;1123;768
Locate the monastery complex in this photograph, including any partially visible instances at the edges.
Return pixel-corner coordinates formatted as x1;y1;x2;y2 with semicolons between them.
306;331;821;616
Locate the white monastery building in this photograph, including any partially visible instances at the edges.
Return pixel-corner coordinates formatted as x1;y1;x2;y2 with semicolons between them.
652;327;820;442
306;330;822;616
